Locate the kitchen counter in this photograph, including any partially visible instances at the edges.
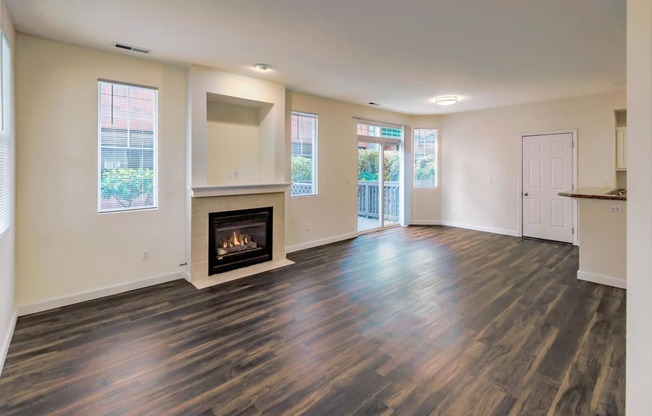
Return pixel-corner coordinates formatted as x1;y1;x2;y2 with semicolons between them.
558;187;626;201
558;189;627;289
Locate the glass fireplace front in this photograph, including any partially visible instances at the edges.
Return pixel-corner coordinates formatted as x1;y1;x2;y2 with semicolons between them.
208;207;273;275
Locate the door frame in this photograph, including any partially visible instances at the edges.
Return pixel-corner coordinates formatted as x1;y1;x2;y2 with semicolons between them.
356;135;403;235
518;129;578;246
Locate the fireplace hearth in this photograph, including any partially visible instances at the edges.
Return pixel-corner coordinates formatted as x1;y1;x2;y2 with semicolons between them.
208;207;273;275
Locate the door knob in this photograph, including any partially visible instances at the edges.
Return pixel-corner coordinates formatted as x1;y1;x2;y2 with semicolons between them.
524;192;529;196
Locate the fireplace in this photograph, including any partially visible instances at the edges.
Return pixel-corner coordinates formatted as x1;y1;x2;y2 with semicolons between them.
208;207;273;275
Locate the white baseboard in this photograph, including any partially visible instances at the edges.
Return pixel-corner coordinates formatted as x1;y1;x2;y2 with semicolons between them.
577;270;627;289
17;272;186;317
0;309;17;377
440;220;520;237
286;232;359;254
410;220;442;226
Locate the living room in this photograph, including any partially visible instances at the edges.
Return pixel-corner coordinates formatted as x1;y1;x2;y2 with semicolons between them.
1;0;651;414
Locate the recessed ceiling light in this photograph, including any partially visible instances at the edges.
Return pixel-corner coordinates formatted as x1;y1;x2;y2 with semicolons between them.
435;96;458;106
253;63;272;71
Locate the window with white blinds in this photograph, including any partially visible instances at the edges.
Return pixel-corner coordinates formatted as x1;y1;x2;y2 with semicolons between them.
0;34;12;236
98;81;158;213
414;128;437;188
290;111;318;197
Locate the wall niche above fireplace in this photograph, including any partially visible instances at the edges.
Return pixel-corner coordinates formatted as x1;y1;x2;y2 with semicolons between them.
208;207;273;275
189;65;286;187
206;92;275;185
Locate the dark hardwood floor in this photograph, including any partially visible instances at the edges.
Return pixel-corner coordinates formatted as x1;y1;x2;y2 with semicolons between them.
0;226;625;415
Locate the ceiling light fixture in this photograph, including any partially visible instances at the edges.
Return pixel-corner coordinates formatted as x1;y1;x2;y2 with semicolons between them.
253;63;272;71
435;96;458;106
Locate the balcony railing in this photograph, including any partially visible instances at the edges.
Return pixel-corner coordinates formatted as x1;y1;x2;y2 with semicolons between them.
291;182;314;196
358;181;400;222
291;180;400;223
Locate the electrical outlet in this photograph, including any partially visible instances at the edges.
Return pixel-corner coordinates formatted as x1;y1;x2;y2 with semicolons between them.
486;176;492;182
305;223;311;231
142;250;149;261
609;206;622;213
454;208;458;215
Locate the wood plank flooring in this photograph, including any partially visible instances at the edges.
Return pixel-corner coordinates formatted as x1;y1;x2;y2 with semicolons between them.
0;226;625;415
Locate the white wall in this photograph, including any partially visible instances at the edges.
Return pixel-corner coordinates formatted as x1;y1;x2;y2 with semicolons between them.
439;91;625;236
206;102;262;184
626;0;652;413
286;92;411;251
15;35;188;312
0;0;15;376
577;199;626;287
409;115;443;224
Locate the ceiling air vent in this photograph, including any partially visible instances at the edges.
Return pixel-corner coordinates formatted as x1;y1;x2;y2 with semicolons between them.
113;43;150;54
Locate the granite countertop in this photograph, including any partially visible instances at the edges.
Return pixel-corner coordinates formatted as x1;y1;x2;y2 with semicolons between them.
558;187;627;201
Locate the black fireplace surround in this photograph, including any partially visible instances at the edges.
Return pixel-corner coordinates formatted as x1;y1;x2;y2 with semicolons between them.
208;207;273;275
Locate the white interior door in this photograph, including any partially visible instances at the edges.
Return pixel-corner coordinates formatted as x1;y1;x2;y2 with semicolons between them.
522;133;574;243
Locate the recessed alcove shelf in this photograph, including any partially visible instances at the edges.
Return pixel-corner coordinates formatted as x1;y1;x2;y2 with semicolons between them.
206;92;276;185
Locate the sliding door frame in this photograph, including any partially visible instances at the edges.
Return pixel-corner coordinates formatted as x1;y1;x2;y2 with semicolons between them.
357;134;402;234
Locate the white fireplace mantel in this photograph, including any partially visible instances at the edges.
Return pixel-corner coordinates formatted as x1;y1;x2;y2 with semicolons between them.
190;183;291;198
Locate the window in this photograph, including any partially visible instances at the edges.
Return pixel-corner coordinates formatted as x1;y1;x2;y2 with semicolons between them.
357;123;402;139
98;81;158;212
0;34;11;236
414;128;437;188
290;111;318;197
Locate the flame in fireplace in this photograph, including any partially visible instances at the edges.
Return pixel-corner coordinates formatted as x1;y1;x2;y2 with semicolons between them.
217;231;259;256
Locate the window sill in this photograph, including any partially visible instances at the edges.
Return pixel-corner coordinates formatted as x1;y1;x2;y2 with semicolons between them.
98;206;158;215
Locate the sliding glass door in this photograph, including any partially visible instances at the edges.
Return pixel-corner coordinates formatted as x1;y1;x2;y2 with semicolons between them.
383;143;401;227
357;141;382;231
356;123;403;232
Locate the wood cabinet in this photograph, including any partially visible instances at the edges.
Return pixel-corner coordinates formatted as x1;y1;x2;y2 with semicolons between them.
616;127;627;171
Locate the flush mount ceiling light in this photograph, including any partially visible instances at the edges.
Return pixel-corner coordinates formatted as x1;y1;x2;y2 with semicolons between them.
253;63;272;71
435;96;458;106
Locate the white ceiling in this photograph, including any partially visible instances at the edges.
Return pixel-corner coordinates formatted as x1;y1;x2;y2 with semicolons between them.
6;0;626;115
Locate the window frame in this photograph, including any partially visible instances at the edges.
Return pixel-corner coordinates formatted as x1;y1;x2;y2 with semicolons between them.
290;111;318;198
413;128;438;189
357;122;403;140
97;80;159;214
0;34;10;237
